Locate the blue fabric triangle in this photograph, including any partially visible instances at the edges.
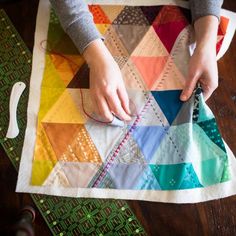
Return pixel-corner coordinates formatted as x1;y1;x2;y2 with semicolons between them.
151;90;183;125
135;165;161;190
131;125;168;162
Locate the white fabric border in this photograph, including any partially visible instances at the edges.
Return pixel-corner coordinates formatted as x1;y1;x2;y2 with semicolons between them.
16;0;236;203
16;0;51;191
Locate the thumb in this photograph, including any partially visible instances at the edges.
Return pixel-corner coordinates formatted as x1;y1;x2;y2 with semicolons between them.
180;72;200;101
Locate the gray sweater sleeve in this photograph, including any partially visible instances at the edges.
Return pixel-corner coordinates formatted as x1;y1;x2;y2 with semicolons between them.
50;0;223;54
49;0;101;54
190;0;223;22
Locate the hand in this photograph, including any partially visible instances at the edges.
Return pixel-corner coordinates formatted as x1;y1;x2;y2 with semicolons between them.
83;39;131;122
180;15;219;101
180;45;218;101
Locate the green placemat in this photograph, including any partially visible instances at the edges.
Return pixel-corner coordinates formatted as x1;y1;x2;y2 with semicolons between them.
0;9;147;236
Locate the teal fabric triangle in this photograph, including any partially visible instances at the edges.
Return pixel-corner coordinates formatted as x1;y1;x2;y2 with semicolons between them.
150;163;203;190
197;118;226;152
151;90;183;125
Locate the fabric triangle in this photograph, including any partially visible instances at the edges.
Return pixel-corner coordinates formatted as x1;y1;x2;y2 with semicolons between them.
121;59;147;90
152;20;188;52
41;54;66;88
135;165;161;190
113;56;129;69
153;5;188;25
112;25;150;54
107;163;147;189
50;53;84;87
131;56;168;89
85;119;125;162
171;25;192;78
67;88;93;114
131;125;168;162
42;123;83;159
88;5;111;24
197;118;226;152
137;95;169;126
218;16;229;36
151;90;183;125
95;24;110;35
131;26;169;57
42;89;86;123
112;6;149;25
149;163;203;190
190;124;229;186
67;63;90;88
101;5;124;22
43;123;102;164
216;36;224;54
103;25;129;57
31;123;58;185
152;57;186;91
113;136;147;165
38;87;65;122
140;6;163;24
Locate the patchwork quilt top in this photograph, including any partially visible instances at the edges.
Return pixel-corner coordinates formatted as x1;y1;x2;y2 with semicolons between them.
16;0;236;203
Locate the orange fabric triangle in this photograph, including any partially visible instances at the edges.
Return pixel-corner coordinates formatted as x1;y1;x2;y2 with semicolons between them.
42;123;81;159
218;16;229;35
50;54;84;86
131;56;168;89
153;58;186;91
42;123;102;164
89;5;111;24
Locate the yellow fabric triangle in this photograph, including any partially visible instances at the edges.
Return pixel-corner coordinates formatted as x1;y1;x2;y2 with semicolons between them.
42;89;86;123
42;54;66;88
96;24;110;35
38;87;65;122
31;123;58;185
31;160;56;186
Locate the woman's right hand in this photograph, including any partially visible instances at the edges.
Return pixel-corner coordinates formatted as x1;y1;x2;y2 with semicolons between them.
83;39;131;122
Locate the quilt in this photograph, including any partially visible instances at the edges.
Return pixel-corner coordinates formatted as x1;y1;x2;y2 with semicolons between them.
16;0;236;203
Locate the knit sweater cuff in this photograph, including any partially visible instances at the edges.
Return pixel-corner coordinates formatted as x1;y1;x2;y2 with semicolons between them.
190;0;223;22
66;17;102;54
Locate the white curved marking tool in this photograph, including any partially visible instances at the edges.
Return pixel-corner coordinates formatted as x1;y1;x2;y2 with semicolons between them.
6;82;26;139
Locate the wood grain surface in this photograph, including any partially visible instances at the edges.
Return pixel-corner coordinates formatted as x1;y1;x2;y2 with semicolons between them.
0;0;235;235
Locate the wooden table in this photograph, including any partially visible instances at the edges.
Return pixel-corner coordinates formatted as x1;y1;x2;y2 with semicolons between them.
0;0;235;235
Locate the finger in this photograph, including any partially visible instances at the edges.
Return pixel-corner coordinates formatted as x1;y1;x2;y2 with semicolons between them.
180;72;200;101
96;95;113;122
117;85;131;115
106;92;131;121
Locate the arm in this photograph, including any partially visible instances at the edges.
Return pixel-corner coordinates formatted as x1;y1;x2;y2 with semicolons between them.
50;0;101;54
50;0;131;121
180;0;223;101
